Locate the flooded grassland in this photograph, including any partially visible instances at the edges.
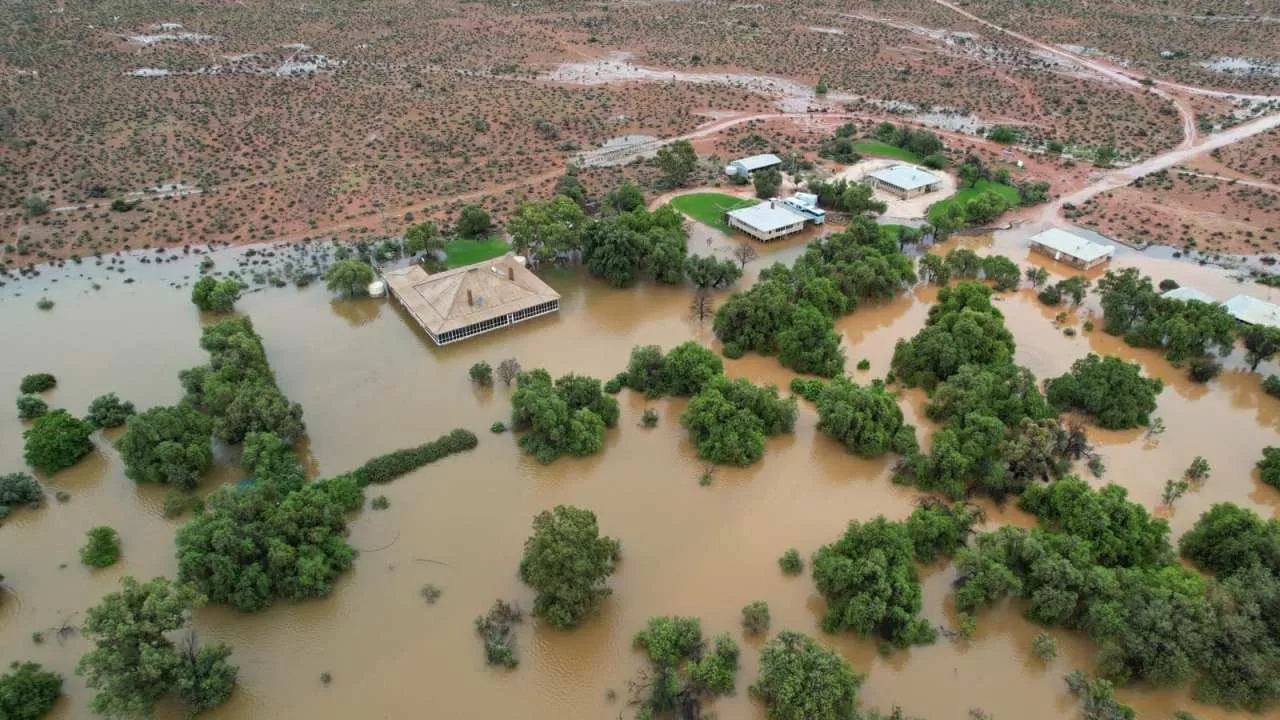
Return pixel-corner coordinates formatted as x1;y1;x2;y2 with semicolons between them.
1;223;1277;720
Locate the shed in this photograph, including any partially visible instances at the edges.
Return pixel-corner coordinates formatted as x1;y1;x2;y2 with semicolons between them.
1224;294;1280;328
866;165;942;198
1027;228;1115;270
727;153;783;177
1161;287;1216;304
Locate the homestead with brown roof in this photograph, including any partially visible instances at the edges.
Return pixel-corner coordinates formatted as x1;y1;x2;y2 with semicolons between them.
383;255;560;346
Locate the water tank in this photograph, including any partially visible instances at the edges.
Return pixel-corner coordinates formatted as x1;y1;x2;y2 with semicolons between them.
367;280;386;298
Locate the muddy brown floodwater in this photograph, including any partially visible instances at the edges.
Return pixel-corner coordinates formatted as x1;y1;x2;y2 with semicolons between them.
1;219;1277;720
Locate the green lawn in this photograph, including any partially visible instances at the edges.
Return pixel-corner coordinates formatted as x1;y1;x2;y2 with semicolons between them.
669;193;760;232
851;140;921;164
926;180;1021;224
443;236;509;268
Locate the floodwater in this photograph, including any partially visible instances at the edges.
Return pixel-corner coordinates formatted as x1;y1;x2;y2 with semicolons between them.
1;221;1277;720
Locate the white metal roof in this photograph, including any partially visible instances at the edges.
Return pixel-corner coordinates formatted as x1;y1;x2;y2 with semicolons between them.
868;165;941;191
1224;294;1280;328
1028;228;1115;263
1161;287;1216;304
727;203;806;232
731;153;782;171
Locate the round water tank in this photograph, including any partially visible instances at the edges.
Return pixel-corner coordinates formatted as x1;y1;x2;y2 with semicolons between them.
367;280;386;298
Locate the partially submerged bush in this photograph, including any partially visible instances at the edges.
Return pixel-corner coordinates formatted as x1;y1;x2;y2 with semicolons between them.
348;429;478;485
80;526;121;568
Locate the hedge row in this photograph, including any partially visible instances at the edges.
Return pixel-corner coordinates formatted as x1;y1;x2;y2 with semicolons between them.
349;429;478;486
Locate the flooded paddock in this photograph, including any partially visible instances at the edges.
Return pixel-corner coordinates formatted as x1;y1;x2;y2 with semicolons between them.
0;221;1276;720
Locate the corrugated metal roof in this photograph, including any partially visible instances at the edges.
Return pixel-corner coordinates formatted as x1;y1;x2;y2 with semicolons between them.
731;153;782;171
727;202;807;232
1224;294;1280;328
383;255;560;335
1028;228;1115;263
1161;287;1216;304
867;165;941;191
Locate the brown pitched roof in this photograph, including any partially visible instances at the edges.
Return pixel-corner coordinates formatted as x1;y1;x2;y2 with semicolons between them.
383;255;560;335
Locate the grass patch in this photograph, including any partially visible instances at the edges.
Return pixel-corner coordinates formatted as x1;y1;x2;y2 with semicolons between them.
444;236;509;267
926;180;1021;224
880;224;904;241
669;193;759;233
851;140;920;163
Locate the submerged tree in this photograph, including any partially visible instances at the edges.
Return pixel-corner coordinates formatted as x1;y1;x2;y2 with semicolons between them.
23;410;94;475
631;616;740;716
322;259;374;299
751;631;863;720
518;505;620;629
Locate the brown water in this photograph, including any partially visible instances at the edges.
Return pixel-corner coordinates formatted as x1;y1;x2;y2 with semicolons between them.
1;225;1276;720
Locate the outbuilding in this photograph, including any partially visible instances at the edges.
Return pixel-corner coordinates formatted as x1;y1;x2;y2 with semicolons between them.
726;200;807;242
865;165;942;199
1027;228;1115;270
1161;287;1216;304
1224;294;1280;329
725;153;783;178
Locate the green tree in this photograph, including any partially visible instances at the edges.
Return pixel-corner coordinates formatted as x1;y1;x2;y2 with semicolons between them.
174;636;239;713
469;361;493;386
751;631;863;720
323;259;374;299
681;376;796;465
510;369;618;463
116;404;213;489
518;505;620;629
904;501;981;562
1179;503;1280;577
632;617;739;714
403;220;442;255
81;526;121;568
190;276;241;312
18;374;56;394
176;476;362;611
777;304;845;377
1045;354;1163;429
815;377;917;457
779;548;804;574
86;393;136;429
77;577;237;717
917;253;951;286
456;205;492;238
1243;325;1280;372
581;206;688;287
741;601;771;635
16;394;47;420
684;254;742;289
1019;477;1173;568
506;195;587;261
0;662;62;720
1259;447;1280;490
605;181;645;213
753;167;783;198
891;282;1015;389
813;517;937;646
23;410;94;475
655;140;698;187
0;472;43;518
982;254;1021;291
987;126;1018;143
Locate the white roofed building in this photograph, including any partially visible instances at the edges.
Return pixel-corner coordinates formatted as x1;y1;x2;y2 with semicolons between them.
1028;228;1115;270
1161;287;1216;304
726;200;807;241
726;153;783;177
865;165;942;198
1224;294;1280;328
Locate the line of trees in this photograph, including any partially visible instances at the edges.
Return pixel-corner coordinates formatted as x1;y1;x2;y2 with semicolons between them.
917;248;1022;291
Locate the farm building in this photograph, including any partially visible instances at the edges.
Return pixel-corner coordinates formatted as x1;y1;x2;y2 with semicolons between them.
725;153;782;177
780;192;825;224
1161;287;1216;304
865;165;942;199
1027;228;1115;270
383;255;560;346
1224;294;1280;328
726;200;808;241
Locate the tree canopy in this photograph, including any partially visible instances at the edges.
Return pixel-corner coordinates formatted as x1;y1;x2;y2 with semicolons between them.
518;505;620;629
814;378;917;458
1179;503;1280;578
77;576;237;717
751;631;863;720
632;616;739;717
622;341;724;398
456;204;492;238
115;403;213;489
890;282;1015;389
23;409;94;475
0;472;43;518
680;376;796;465
1097;268;1234;363
86;393;136;429
322;259;374;299
0;662;62;720
655;140;698;187
581;205;687;288
510;369;619;463
1045;354;1163;429
506;195;587;262
190;276;241;313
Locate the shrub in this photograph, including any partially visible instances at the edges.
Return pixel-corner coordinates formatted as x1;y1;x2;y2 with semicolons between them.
1185;456;1210;483
752;631;862;720
85;393;136;429
640;408;658;427
0;662;62;720
16;394;47;420
322;259;374;298
0;472;43;518
815;378;917;458
511;370;618;464
741;600;771;635
36;298;54;311
348;429;478;485
116;404;212;489
1032;632;1058;661
1266;375;1280;398
518;505;620;629
190;276;242;312
23;410;94;474
490;421;506;433
778;548;803;575
19;374;56;394
162;490;199;519
370;495;390;510
1045;354;1163;429
1256;447;1280;490
1187;357;1221;383
856;358;871;371
475;600;524;668
681;376;796;466
633;617;739;715
80;526;121;568
469;362;493;386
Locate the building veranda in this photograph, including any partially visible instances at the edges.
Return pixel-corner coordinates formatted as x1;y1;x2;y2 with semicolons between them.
383;255;561;346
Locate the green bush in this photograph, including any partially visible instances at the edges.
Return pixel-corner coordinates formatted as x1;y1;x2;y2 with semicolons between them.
511;370;618;464
469;362;493;386
721;341;744;359
80;526;121;568
633;617;739;715
622;342;724;398
1045;354;1163;429
85;393;136;429
190;276;242;312
490;421;507;433
815;378;917;458
681;376;796;466
116;404;212;489
640;408;659;427
778;548;803;575
16;394;47;420
741;600;771;635
1258;447;1280;490
790;377;825;402
0;472;43;518
0;661;63;720
323;259;374;298
475;600;523;668
518;505;620;629
349;429;478;485
1031;632;1058;661
23;410;94;474
19;374;56;394
752;631;862;720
